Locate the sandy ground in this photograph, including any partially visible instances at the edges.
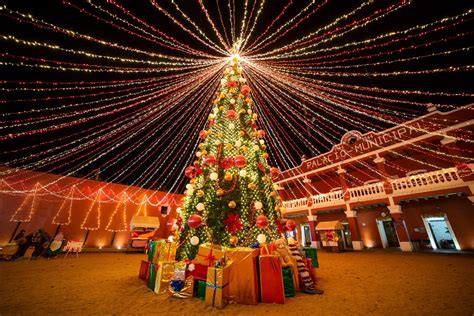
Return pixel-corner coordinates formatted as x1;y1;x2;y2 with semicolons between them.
1;250;473;315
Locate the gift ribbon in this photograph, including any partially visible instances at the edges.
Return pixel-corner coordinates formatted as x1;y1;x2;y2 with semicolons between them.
206;268;228;307
198;248;216;266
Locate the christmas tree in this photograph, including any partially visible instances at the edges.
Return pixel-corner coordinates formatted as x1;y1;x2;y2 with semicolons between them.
177;53;284;261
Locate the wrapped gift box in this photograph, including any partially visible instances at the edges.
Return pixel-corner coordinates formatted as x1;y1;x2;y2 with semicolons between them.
259;255;285;304
196;279;207;300
226;247;259;305
195;243;225;267
302;247;319;268
189;263;208;281
169;276;194;299
154;261;176;294
148;240;161;263
139;260;150;281
282;267;295;297
205;266;230;309
147;263;159;291
157;241;177;263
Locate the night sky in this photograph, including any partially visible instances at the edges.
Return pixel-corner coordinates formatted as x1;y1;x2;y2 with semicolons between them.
1;0;473;193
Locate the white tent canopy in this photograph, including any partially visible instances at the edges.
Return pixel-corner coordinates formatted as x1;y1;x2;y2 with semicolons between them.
315;220;344;231
130;215;160;231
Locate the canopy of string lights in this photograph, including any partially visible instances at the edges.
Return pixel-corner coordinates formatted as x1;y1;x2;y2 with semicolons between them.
1;0;472;196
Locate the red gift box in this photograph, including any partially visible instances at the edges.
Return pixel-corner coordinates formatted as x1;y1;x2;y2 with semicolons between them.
258;255;285;304
189;263;208;281
139;260;150;281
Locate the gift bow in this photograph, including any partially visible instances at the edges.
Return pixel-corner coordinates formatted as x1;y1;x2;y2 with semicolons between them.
198;248;216;266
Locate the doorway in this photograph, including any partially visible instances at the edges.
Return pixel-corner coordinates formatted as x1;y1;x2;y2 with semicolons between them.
341;222;353;249
422;215;460;250
376;219;400;248
301;224;312;247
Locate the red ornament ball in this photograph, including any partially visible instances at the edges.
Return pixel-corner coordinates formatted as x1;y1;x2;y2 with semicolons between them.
286;219;296;231
234;155;247;168
188;214;203;229
204;154;217;166
241;85;251;95
257;130;266;138
226;110;237;120
199;130;208;139
227;80;238;88
184;166;196;178
166;218;177;232
269;167;280;179
220;156;235;170
256;215;269;229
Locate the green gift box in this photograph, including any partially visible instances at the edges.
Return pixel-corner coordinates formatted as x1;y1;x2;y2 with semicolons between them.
282;267;295;297
148;263;159;291
196;279;206;300
303;247;319;268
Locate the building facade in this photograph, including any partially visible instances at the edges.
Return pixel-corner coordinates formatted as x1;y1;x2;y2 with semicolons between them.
277;104;474;251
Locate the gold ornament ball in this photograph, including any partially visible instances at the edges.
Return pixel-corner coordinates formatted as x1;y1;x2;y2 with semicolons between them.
197;190;204;198
239;108;246;114
228;201;236;208
248;183;256;190
239;131;245;137
270;191;276;197
262;152;269;159
201;150;207;156
224;172;233;181
229;235;238;246
225;143;233;151
262;176;268;183
216;189;224;197
242;146;249;152
218;132;223;138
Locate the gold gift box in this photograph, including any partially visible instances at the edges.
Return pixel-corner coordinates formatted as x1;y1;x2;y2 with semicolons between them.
157;241;177;262
195;243;225;266
154;261;176;294
226;247;260;305
205;265;230;309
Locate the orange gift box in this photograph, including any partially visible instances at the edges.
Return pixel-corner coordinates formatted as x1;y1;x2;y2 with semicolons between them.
259;255;285;304
226;247;260;305
205;266;230;309
195;243;225;267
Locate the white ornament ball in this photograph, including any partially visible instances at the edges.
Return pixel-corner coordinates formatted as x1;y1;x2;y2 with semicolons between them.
188;263;196;271
230;70;235;75
273;184;280;190
240;78;246;83
168;235;174;242
247;109;252;115
253;145;260;152
186;189;194;196
254;201;263;210
257;234;267;244
215;140;221;146
239;169;247;177
230;98;236;104
196;203;205;211
196;151;202;157
259;139;265;145
235;140;242;147
220;79;226;85
186;184;193;190
229;123;235;130
210;172;218;181
213;107;219;114
190;236;200;246
176;207;182;214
